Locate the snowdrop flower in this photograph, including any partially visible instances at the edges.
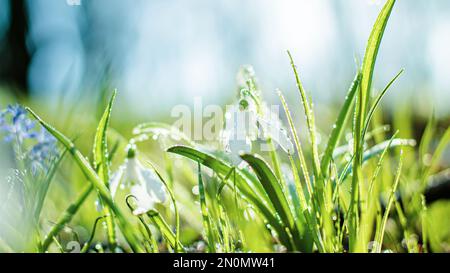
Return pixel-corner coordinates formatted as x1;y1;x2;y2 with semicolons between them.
221;92;293;159
257;103;294;154
109;143;167;215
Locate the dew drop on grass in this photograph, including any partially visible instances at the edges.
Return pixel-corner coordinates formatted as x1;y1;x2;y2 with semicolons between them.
192;185;199;195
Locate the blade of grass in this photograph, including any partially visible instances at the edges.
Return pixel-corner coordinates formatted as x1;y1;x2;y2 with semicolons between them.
146;161;182;253
197;162;217;253
277;89;313;197
351;1;396;249
167;145;294;250
240;153;304;251
26;107;144;253
360;0;396;124
373;149;403;253
343;138;415;180
93;90;117;251
146;210;184;251
362;69;404;140
125;196;159;253
321;72;362;174
287;51;321;179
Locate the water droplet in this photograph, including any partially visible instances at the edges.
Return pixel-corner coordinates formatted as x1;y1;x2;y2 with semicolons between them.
192;186;199;195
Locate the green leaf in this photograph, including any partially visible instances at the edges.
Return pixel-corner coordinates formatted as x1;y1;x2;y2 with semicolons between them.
93;90;116;184
26;107;144;253
373;149;404;253
424;126;450;180
321;72;361;174
287;50;321;178
240;153;305;251
167;145;294;250
167;146;269;207
92;90;117;251
146;161;183;252
197;162;217;252
277;89;313;197
360;0;396;123
147;210;184;251
362;69;404;140
342;138;416;179
349;0;396;251
240;154;293;230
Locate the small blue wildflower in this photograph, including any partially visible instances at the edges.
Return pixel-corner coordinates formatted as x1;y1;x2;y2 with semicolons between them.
0;104;37;143
28;127;58;175
0;104;59;176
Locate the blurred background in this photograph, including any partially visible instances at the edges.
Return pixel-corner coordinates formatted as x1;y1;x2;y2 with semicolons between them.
0;0;450;116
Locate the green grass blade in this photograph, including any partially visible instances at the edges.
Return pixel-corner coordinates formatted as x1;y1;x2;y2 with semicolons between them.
93;90;116;184
373;149;403;253
321;72;361;174
240;153;305;251
419;112;436;164
240;154;294;230
147;210;184;251
92;90;117;251
146;161;182;253
360;0;396;123
287;50;321;178
366;132;398;205
277;89;313;197
167;146;270;208
26;107;144;253
167;145;294;250
351;1;396;242
362;69;404;140
426;126;450;177
342;138;415;179
197;162;217;253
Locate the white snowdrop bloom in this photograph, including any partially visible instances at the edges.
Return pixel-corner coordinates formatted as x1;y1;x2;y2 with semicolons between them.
221;104;258;156
109;144;167;215
257;104;294;154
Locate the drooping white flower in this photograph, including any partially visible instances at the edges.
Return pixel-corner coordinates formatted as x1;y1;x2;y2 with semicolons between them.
221;104;258;155
109;144;167;215
257;103;294;154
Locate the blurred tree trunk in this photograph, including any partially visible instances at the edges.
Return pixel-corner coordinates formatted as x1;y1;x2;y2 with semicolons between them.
0;0;29;95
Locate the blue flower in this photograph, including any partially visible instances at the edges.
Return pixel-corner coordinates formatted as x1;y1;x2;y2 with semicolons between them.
0;104;37;143
0;104;59;176
28;128;58;174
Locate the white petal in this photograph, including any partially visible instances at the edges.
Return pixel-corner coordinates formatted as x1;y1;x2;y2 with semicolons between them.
125;158;141;184
257;114;294;154
139;168;167;203
130;184;155;215
109;164;125;198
